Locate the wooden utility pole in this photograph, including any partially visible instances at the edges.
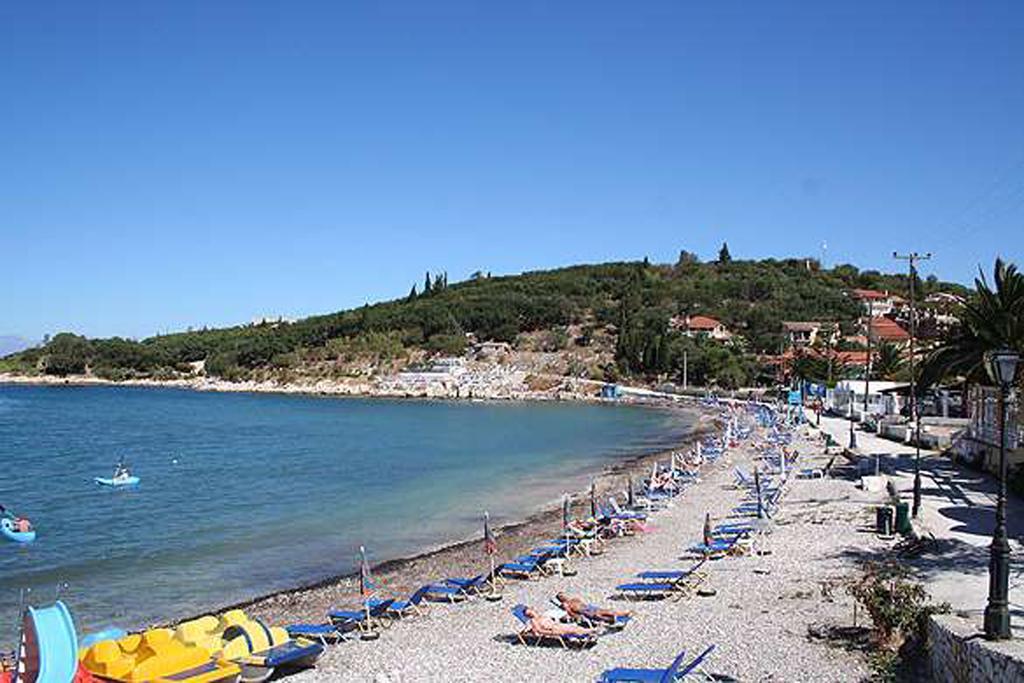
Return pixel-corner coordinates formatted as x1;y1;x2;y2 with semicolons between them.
894;251;932;518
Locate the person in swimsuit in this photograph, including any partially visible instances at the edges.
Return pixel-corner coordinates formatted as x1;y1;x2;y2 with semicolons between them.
555;593;631;624
522;607;599;637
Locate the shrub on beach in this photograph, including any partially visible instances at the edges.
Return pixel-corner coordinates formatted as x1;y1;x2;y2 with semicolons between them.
845;561;949;680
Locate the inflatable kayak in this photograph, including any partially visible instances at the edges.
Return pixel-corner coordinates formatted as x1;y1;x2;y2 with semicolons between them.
94;475;140;487
1;517;36;544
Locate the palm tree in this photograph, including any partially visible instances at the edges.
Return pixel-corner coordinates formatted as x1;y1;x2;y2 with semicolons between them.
873;342;906;381
920;258;1024;388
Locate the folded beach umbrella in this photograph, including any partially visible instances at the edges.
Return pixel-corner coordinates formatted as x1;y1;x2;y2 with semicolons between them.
627;477;635;509
358;545;375;634
483;511;500;595
703;512;712;547
359;545;374;598
562;493;571;531
590;481;597;519
484;511;497;557
754;468;764;519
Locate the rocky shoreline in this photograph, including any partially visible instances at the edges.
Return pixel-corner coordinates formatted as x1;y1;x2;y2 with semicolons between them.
0;369;607;402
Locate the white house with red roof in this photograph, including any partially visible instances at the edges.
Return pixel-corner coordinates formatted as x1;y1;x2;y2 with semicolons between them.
782;321;839;347
850;288;904;317
670;314;733;341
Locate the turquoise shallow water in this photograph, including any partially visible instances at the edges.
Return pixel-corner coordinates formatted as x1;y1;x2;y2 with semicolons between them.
0;384;693;644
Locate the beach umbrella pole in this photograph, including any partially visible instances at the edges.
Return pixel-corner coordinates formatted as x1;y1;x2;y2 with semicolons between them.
484;511;503;600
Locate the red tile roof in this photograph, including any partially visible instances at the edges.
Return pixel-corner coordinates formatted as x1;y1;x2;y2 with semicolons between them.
851;288;890;300
686;315;721;330
869;318;910;341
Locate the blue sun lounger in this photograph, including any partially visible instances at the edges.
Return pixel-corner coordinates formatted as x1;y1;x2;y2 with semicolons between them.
286;623;346;645
443;574;492;594
687;535;739;556
497;548;560;579
609;499;648;520
510;604;597;649
328;598;396;632
636;559;707;583
530;543;571;558
599;644;716;682
419;582;470;603
369;585;436;618
734;467;776;490
615;581;684;601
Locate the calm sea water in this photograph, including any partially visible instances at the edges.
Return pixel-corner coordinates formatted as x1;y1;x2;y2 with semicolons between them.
0;385;692;644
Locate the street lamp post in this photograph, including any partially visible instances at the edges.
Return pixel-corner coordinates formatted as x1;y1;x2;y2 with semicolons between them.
848;393;857;449
983;349;1019;641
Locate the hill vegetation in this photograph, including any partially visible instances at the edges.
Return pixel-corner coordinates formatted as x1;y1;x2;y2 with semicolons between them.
0;251;968;389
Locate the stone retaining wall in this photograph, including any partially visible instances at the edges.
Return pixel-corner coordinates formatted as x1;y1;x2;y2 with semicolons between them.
928;613;1024;682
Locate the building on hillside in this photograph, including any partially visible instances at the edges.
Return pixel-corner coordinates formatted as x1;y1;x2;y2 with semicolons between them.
850;289;904;317
670;315;732;341
473;340;513;359
865;317;910;346
924;291;965;308
250;315;294;327
919;292;964;338
782;321;839;348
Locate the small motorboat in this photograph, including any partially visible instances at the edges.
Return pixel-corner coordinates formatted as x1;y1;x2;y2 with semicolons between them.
1;517;36;544
94;474;140;487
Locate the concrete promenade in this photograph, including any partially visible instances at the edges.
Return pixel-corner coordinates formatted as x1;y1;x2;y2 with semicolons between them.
816;413;1024;637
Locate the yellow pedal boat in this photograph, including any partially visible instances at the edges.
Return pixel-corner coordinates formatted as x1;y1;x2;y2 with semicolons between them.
80;628;240;683
173;611;323;683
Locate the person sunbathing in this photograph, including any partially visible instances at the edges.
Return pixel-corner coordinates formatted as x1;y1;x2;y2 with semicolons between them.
523;607;599;637
567;518;597;533
555;593;631;624
649;470;677;492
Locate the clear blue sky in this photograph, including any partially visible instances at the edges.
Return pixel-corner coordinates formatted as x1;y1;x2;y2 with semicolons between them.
3;1;1023;341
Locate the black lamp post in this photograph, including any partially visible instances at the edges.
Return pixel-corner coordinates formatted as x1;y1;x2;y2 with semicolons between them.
848;387;858;450
983;348;1019;640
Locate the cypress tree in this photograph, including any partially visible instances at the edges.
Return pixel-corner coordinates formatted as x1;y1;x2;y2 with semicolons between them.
718;242;732;263
424;271;432;294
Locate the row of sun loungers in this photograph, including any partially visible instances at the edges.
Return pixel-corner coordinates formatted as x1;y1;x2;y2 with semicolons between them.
285;402;782;680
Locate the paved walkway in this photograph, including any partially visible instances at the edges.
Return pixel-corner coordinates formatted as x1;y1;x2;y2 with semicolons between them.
816;414;1024;637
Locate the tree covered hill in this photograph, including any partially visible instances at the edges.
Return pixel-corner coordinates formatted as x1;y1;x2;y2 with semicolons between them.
0;253;968;387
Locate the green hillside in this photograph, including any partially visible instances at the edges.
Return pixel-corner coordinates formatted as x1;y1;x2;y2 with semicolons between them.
0;252;967;388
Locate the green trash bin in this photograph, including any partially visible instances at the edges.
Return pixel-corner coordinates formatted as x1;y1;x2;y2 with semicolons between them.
895;502;911;535
875;506;894;535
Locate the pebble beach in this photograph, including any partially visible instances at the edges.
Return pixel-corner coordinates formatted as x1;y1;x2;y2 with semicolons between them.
244;409;887;682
